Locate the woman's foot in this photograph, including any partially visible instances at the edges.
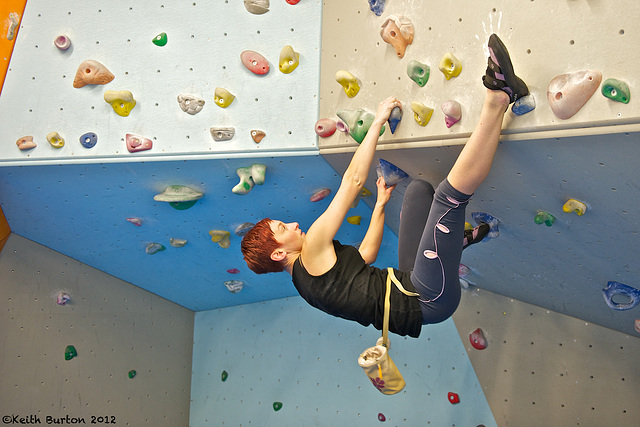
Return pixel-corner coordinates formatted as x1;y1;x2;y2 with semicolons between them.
463;223;490;249
482;34;529;103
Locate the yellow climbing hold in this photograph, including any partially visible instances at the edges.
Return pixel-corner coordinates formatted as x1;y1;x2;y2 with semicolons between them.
210;230;231;248
438;52;462;80
347;216;361;225
410;102;434;126
562;199;587;216
104;90;136;117
46;132;65;148
214;87;235;108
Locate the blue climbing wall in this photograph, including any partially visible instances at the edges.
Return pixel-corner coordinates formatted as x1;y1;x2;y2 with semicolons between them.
190;296;497;426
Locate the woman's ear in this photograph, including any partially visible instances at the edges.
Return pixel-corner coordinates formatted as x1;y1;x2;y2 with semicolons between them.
270;248;287;262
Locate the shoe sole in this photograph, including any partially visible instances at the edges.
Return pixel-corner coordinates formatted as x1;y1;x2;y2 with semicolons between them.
488;34;529;101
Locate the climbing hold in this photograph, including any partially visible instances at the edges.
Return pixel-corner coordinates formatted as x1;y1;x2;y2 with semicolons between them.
152;32;168;46
224;280;244;293
380;15;414;58
459;264;470;278
377;412;386;422
235;222;255;236
562;199;587;216
251;130;266;143
214;87;235;108
534;211;556;227
57;292;71;306
279;45;300;74
337;109;385;143
6;12;19;41
407;60;430;87
351;187;372;208
16;136;36;151
410;102;434;126
336;120;348;134
273;402;283;412
227;268;240;274
547;70;602;120
154;185;203;210
602;281;640;311
388;106;402;134
46;132;65;148
177;94;205;115
146;243;166;255
512;95;536;116
73;60;115;88
54;35;71;51
635;320;640;334
310;188;331;202
125;134;152;153
439;53;462;80
244;0;269;14
442;100;462;127
285;0;300;4
128;370;136;379
369;0;386;16
241;50;270;75
210;127;235;142
347;216;361;225
126;218;143;226
601;78;630;104
335;70;360;98
376;158;409;186
232;164;266;195
471;212;499;239
447;392;460;404
469;328;487;350
210;230;231;248
315;118;337;137
64;345;77;361
104;91;136;117
79;132;98;149
170;238;188;248
221;370;229;382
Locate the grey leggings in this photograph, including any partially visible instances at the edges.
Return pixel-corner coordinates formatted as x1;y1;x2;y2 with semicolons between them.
398;179;471;324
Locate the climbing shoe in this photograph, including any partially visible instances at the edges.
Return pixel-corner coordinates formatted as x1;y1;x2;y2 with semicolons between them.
482;34;529;103
463;223;490;250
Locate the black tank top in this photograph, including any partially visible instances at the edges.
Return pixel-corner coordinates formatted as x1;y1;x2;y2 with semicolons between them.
291;241;422;337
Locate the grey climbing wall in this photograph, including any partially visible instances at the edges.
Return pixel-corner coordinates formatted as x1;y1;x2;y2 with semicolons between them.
0;234;194;425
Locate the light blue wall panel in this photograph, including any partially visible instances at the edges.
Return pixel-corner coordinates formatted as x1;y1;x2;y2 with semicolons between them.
191;297;497;427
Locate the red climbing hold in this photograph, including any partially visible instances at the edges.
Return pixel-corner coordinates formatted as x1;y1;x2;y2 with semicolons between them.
448;392;460;404
469;328;487;350
227;268;240;274
377;413;386;422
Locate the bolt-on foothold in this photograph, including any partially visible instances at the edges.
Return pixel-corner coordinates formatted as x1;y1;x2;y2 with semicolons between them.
335;70;360;98
369;0;386;16
447;392;460;404
388;106;402;133
210;127;235;141
441;100;462;128
347;216;361;225
410;101;434;126
104;91;136;117
380;15;414;58
232;164;266;195
57;292;71;305
601;78;630;104
221;370;229;381
73;60;115;88
376;158;409;186
602;281;640;310
170;238;188;248
126;218;143;226
315;118;337;137
512;94;536;116
7;12;19;41
241;50;270;75
279;45;300;74
214;87;235;108
534;211;556;226
64;345;78;361
469;328;487;350
46;132;65;148
272;402;283;412
251;130;266;143
146;243;166;254
152;32;168;46
635;319;640;334
244;0;269;14
310;188;331;202
407;60;430;87
79;132;98;148
235;222;255;236
547;70;602;120
439;52;462;80
54;34;71;50
125;134;152;153
128;370;137;379
16;136;36;151
210;230;231;248
224;280;244;293
562;199;587;216
177;94;205;115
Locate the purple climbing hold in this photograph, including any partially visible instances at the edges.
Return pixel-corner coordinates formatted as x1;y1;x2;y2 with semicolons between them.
388;106;402;134
376;158;409;186
227;268;240;274
378;412;386;422
310;188;331;202
368;0;386;16
57;292;71;305
469;328;487;350
79;132;98;148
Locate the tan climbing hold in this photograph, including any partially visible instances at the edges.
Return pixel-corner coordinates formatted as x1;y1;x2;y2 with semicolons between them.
73;60;115;88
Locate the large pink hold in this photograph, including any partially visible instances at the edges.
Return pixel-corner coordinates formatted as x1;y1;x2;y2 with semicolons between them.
315;118;337;137
241;50;270;75
469;328;487;350
310;188;331;202
441;100;461;128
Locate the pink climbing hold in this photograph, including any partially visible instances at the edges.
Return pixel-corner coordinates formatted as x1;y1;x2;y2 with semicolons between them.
241;50;270;75
469;328;487;350
635;319;640;334
310;188;331;202
377;413;386;422
448;392;460;404
227;268;240;274
126;218;143;226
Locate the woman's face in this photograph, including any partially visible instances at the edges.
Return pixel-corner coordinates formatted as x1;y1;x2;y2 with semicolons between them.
270;220;305;251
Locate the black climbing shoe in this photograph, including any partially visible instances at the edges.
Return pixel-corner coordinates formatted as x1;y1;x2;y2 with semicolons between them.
463;223;490;250
482;34;529;103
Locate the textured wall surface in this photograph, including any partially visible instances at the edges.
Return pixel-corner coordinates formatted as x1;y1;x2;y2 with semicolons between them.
0;234;194;426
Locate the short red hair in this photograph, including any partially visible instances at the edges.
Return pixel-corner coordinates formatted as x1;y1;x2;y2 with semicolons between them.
241;218;285;274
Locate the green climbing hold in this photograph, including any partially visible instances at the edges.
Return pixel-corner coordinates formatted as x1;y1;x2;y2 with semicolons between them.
169;200;198;210
64;345;77;360
221;370;228;382
128;370;137;379
601;78;630;104
534;211;556;227
273;402;283;412
153;32;168;47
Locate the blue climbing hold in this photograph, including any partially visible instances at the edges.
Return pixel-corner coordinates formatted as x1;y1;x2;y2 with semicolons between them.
388;106;402;134
376;158;409;186
511;95;536;116
368;0;386;16
602;281;640;310
471;212;500;239
235;222;255;237
79;132;98;148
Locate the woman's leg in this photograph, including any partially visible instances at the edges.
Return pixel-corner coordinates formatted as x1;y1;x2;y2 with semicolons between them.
398;179;434;271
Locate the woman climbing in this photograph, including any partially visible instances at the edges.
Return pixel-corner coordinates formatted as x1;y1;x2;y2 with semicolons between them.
241;34;528;337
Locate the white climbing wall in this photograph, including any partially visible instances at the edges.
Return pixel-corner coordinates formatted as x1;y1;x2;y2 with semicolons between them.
319;0;640;152
0;0;322;165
